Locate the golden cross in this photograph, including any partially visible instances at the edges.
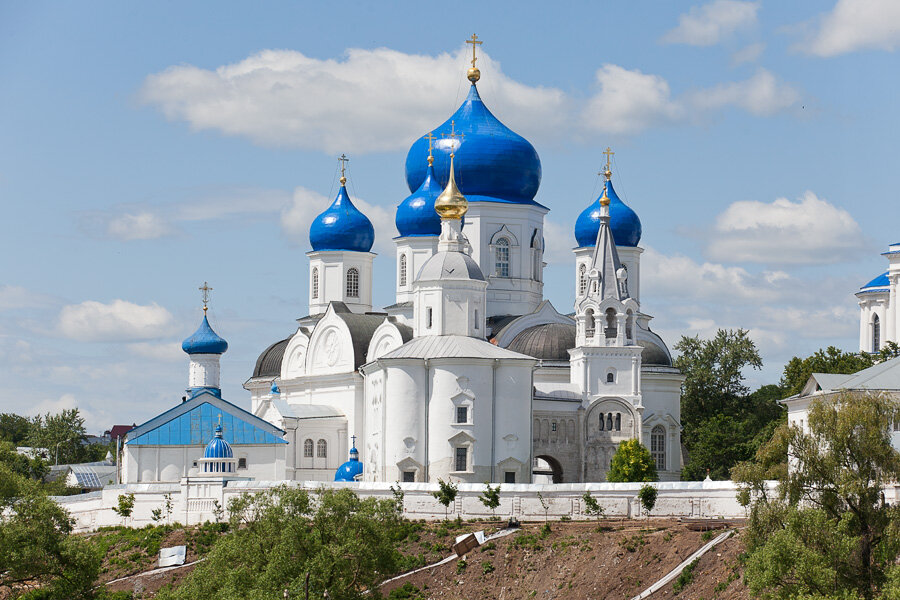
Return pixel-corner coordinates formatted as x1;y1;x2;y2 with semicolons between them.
338;154;349;179
441;120;464;157
466;34;483;69
199;281;212;312
602;147;614;172
424;132;437;159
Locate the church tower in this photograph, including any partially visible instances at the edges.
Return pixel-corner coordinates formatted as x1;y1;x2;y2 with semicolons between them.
181;282;228;398
857;242;900;353
307;155;375;315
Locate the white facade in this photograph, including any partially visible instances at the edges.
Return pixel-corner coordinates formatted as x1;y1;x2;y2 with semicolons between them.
308;250;375;315
858;242;900;353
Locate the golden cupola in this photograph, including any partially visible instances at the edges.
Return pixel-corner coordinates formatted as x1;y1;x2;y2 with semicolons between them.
434;153;468;220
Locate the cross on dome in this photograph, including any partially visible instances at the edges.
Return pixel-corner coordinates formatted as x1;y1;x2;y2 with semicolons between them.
441;120;464;157
424;132;437;165
199;281;212;312
602;147;615;179
465;34;483;83
338;153;349;185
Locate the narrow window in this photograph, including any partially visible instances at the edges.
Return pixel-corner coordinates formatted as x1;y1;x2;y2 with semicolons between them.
606;413;614;431
399;254;407;287
651;426;666;471
606;372;614;383
873;314;881;353
626;310;634;342
346;268;359;298
456;406;468;424
303;439;313;458
532;230;542;282
316;439;327;458
585;309;595;338
578;264;587;295
474;309;479;330
551;421;557;432
598;412;605;431
504;471;516;484
311;267;319;299
238;457;247;469
426;307;433;329
455;447;467;472
615;414;621;431
495;238;510;277
403;471;415;482
605;308;617;339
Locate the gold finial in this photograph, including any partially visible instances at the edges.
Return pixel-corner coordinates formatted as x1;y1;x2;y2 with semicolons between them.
199;281;212;313
434;153;468;219
599;183;611;207
466;33;483;83
338;153;349;185
424;132;437;166
602;147;614;180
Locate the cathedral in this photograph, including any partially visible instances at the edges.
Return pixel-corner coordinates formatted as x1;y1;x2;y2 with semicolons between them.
244;42;684;484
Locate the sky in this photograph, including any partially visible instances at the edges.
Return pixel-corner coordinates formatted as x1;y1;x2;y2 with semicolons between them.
1;0;899;433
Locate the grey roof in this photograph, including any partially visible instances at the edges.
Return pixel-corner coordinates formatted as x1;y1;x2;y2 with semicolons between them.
417;251;485;282
293;404;346;419
383;301;414;310
253;336;291;378
487;314;522;338
637;336;673;367
808;356;900;394
534;382;582;401
508;323;576;361
330;304;407;369
380;335;536;361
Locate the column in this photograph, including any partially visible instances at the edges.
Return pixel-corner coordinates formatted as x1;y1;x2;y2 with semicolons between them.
889;276;898;345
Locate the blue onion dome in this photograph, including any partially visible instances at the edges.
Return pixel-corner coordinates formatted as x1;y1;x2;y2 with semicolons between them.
396;161;443;237
861;271;889;291
204;425;233;459
182;314;228;355
574;179;642;248
334;445;363;482
405;83;541;204
309;184;375;252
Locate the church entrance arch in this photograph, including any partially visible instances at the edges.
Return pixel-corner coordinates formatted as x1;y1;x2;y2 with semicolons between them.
533;455;564;484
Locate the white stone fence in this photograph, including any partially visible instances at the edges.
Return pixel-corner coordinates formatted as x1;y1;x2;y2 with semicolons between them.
54;478;781;533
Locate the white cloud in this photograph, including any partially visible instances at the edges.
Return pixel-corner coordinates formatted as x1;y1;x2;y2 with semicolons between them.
801;0;900;57
706;191;865;264
280;186;395;255
731;42;766;65
583;66;800;134
0;286;57;311
58;300;176;342
127;342;184;362
661;0;760;46
106;211;173;241
139;47;566;153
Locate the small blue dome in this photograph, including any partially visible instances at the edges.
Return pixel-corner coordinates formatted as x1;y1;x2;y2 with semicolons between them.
204;425;233;459
862;271;889;290
182;315;228;355
405;84;541;205
574;179;642;248
309;185;375;252
334;446;363;482
270;381;280;395
396;162;443;237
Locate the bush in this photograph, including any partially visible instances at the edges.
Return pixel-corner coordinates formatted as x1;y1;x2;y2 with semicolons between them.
638;483;657;516
607;439;657;483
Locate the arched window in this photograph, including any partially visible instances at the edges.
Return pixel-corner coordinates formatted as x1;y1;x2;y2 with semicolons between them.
311;267;319;299
346;268;359;298
606;413;614;431
495;238;510;277
651;426;666;471
625;310;634;342
606;372;614;383
578;264;587;295
873;314;881;353
531;230;542;282
598;412;605;431
585;309;595;338
605;308;617;339
399;255;407;287
316;439;327;458
615;413;621;431
303;439;313;458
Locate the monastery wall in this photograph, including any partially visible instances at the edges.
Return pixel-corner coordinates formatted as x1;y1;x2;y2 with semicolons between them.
49;479;817;533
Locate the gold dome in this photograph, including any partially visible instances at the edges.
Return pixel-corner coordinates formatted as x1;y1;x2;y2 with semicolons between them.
599;184;611;207
434;154;468;219
467;67;481;83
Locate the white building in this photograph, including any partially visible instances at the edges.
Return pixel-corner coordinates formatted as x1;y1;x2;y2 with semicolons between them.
857;242;900;353
245;56;684;483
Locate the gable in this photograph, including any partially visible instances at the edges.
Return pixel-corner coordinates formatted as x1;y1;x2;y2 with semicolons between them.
127;394;286;446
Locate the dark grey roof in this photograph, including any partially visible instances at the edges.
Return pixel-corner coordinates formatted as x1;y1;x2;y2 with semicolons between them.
253;336;291;378
637;337;672;367
329;303;413;369
383;301;414;310
417;251;485;281
507;323;576;361
487;314;521;338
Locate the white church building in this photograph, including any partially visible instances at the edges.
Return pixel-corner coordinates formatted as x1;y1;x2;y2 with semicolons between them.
857;242;900;353
242;52;684;484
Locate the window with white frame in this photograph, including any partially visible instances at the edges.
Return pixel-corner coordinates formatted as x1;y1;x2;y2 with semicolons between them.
456;406;468;424
426;307;433;329
316;439;327;458
303;439;313;458
399;254;407;287
402;471;415;482
873;314;881;353
578;264;587;295
455;447;467;471
238;457;247;469
495;238;510;277
585;308;595;338
651;425;666;471
311;267;319;299
346;268;360;298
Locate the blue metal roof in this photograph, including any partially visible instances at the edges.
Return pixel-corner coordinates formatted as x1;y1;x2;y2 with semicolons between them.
396;161;443;237
405;83;542;205
309;185;375;252
861;271;890;290
126;392;286;446
182;315;228;355
334;447;363;481
574;179;642;248
204;425;234;458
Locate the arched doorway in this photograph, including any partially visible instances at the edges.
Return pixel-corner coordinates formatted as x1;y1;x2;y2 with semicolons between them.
533;455;564;484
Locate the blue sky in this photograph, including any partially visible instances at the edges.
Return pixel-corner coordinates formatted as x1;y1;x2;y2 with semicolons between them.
1;1;898;431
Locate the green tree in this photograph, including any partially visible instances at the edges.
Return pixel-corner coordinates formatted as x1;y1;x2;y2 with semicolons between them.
431;478;458;520
112;493;135;524
638;483;657;516
607;439;657;483
733;392;900;599
157;486;407;600
0;413;32;444
0;440;49;480
478;483;501;519
28;409;88;465
781;346;877;397
581;490;604;521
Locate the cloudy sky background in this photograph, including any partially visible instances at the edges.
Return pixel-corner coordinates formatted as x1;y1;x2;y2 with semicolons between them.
1;0;898;430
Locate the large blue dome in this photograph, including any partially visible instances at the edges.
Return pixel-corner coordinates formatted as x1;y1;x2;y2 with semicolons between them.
395;162;443;237
574;179;642;248
182;315;228;355
405;83;541;205
309;185;375;252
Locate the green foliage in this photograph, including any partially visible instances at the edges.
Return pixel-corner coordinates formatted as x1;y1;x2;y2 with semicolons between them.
734;392;900;600
672;558;698;594
607;438;657;482
388;582;427;599
0;413;32;444
113;493;135;520
28;408;89;465
537;491;550;521
431;478;458;520
0;440;49;480
581;490;604;520
781;346;879;396
456;558;467;574
481;560;494;575
638;483;657;515
156;486;408;600
478;482;501;518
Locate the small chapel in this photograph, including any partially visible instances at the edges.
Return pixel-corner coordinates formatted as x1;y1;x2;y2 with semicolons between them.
245;36;684;484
